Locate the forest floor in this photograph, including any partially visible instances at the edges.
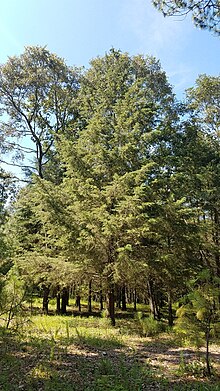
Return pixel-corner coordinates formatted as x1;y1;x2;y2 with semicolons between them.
0;305;220;390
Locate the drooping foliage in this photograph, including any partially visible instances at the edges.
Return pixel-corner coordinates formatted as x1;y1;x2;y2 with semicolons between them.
0;47;219;333
152;0;220;35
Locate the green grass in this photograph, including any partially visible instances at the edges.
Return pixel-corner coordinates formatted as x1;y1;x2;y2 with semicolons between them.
0;311;219;391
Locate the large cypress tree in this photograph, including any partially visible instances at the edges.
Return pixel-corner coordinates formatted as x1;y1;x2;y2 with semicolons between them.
59;49;177;324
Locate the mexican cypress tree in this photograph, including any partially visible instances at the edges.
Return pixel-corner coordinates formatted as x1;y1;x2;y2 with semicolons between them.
60;49;176;325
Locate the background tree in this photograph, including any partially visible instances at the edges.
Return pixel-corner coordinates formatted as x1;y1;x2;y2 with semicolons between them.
0;46;80;182
185;75;220;277
152;0;220;35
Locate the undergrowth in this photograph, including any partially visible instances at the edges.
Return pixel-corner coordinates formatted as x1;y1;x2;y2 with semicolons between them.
0;314;219;391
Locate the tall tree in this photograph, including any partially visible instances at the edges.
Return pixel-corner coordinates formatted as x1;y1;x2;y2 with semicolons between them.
59;49;177;324
0;46;80;181
185;75;220;277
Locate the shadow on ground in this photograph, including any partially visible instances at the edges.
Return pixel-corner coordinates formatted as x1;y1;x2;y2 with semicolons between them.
0;327;219;391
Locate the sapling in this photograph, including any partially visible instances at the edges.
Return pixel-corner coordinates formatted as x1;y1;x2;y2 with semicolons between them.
175;270;220;377
0;267;26;329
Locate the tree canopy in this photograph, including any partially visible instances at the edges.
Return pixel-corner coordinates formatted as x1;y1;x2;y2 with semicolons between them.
152;0;220;35
0;46;80;181
0;46;219;332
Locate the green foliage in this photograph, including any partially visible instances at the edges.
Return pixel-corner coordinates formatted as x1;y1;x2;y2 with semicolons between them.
0;46;80;181
136;312;166;336
178;353;207;378
0;266;26;329
187;75;220;135
175;271;220;376
176;271;220;332
153;0;220;35
1;48;220;334
91;358;148;391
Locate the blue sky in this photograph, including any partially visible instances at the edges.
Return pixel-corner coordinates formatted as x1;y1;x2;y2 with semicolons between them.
0;0;219;99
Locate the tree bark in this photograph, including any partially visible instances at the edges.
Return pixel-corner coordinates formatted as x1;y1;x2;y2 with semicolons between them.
133;288;137;311
205;324;211;377
168;292;174;327
147;280;159;319
121;285;127;311
106;284;115;326
56;292;61;314
61;287;68;314
42;285;50;314
87;280;92;312
116;286;121;309
75;294;81;312
99;288;104;311
213;209;220;277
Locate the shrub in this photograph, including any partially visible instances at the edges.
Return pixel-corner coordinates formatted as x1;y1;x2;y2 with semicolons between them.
136;312;166;337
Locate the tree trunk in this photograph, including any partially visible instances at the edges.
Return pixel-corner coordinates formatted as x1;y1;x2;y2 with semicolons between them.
121;285;127;311
87;280;92;312
147;280;156;318
42;285;50;314
61;287;68;314
133;288;137;311
128;288;132;304
66;288;69;306
106;284;115;326
168;292;174;327
116;286;121;309
30;287;33;315
100;289;104;311
205;324;211;377
213;209;220;277
147;280;159;319
76;295;81;312
56;292;61;314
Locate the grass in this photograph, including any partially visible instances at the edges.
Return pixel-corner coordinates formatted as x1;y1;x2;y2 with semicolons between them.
0;307;219;390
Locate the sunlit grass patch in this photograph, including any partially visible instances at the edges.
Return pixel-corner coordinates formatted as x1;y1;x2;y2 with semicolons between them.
30;362;52;379
21;315;126;359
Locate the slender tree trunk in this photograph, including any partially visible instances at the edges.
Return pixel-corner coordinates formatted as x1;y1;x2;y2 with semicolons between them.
213;209;220;277
87;280;92;312
66;288;69;306
100;289;104;311
61;287;68;314
147;280;156;319
6;301;14;329
42;285;50;314
116;286;121;309
147;280;160;319
128;288;132;304
168;292;173;327
76;295;81;312
36;140;44;179
205;323;211;377
133;288;137;311
206;330;211;376
56;292;61;314
106;284;115;326
30;287;33;315
121;285;127;311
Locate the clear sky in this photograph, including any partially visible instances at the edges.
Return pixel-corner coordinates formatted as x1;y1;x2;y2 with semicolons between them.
0;0;219;99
